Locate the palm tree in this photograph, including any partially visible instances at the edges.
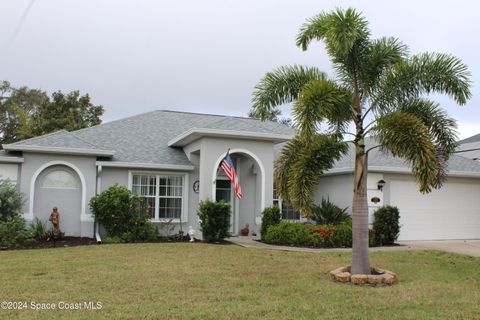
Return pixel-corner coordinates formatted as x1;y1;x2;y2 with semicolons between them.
250;8;471;274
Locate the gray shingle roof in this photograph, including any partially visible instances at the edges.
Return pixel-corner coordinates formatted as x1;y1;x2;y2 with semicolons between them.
10;130;106;150
274;138;480;174
456;141;480;160
6;110;293;166
459;133;480;144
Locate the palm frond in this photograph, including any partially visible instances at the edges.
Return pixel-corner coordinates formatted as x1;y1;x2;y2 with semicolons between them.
373;112;440;193
296;7;369;56
373;52;472;109
287;135;349;216
250;65;326;121
359;37;408;95
292;79;354;137
397;98;458;154
274;137;306;203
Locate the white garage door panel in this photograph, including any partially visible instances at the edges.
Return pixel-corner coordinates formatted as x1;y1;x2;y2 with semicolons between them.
390;179;480;240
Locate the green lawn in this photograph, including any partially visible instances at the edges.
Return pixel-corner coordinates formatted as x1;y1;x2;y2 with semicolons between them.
0;243;479;320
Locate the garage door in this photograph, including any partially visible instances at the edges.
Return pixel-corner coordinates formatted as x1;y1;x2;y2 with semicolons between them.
390;177;480;240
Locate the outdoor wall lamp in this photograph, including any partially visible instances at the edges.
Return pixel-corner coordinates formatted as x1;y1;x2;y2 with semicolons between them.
377;179;386;191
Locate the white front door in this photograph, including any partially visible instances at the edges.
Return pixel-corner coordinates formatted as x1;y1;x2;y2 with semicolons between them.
216;179;236;234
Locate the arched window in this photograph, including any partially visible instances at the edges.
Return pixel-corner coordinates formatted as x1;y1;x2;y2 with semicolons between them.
41;169;79;189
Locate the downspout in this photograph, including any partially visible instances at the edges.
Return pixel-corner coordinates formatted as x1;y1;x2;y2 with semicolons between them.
94;164;102;243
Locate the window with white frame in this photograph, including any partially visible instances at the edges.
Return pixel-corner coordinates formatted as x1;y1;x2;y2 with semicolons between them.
273;186;301;221
132;173;184;221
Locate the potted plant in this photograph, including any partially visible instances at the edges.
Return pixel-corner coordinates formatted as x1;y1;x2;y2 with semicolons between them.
240;224;249;236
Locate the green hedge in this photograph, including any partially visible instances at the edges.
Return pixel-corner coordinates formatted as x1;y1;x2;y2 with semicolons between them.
372;206;400;246
0;178;24;221
197;199;231;242
260;206;281;239
89;184;158;242
263;220;374;248
0;216;31;248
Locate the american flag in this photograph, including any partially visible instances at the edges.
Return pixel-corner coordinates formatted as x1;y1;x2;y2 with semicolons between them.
220;150;243;199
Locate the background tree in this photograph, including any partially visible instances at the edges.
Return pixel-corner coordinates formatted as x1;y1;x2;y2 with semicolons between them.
31;90;103;136
250;8;471;274
0;81;49;145
0;82;104;147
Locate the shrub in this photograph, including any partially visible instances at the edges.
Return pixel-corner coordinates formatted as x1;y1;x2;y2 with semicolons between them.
90;184;143;236
263;222;320;247
263;220;374;248
0;178;24;221
311;198;350;225
90;184;158;241
102;236;122;244
197;199;231;242
28;218;48;241
260;205;281;239
330;220;352;248
121;220;159;242
0;216;30;248
372;205;400;246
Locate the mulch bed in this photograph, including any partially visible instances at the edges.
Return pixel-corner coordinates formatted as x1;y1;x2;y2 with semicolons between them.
1;237;98;250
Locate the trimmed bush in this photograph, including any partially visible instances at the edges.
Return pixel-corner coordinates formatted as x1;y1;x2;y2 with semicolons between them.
263;219;374;248
120;221;159;242
197;199;231;242
330;220;352;248
312;198;350;225
0;178;24;221
372;205;400;246
0;216;30;248
263;222;318;247
89;184;158;241
260;205;281;239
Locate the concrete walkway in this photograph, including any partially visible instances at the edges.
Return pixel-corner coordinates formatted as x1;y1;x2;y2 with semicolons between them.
398;240;480;257
228;237;480;257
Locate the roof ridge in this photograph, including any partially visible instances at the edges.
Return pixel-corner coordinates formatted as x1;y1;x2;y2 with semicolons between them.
71;110;161;134
159;109;285;125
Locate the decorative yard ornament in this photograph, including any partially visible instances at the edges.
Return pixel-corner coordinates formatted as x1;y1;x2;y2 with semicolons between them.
188;226;195;242
49;207;62;245
49;207;60;231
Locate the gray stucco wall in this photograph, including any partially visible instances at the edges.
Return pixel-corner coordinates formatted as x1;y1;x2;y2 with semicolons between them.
193;137;274;236
315;174;354;214
19;152;97;237
99;167;128;192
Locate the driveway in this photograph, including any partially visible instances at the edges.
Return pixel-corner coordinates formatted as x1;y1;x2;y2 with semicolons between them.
398;240;480;257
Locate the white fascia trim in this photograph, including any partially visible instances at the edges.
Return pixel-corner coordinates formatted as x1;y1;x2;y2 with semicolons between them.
0;156;24;163
323;166;480;179
3;144;115;157
168;128;293;147
96;161;194;171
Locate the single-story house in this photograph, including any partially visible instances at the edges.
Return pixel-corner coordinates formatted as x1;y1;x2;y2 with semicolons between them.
0;109;479;241
0;110;293;238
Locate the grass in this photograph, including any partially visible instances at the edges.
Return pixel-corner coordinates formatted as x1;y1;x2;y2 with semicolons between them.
0;243;479;319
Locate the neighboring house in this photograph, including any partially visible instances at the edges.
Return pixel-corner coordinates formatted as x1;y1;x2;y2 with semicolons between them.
0;110;293;238
0;109;479;241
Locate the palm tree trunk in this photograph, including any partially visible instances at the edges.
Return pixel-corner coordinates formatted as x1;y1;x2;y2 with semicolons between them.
351;146;370;275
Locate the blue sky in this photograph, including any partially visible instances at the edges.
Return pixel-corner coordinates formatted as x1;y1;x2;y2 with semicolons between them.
0;0;478;139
